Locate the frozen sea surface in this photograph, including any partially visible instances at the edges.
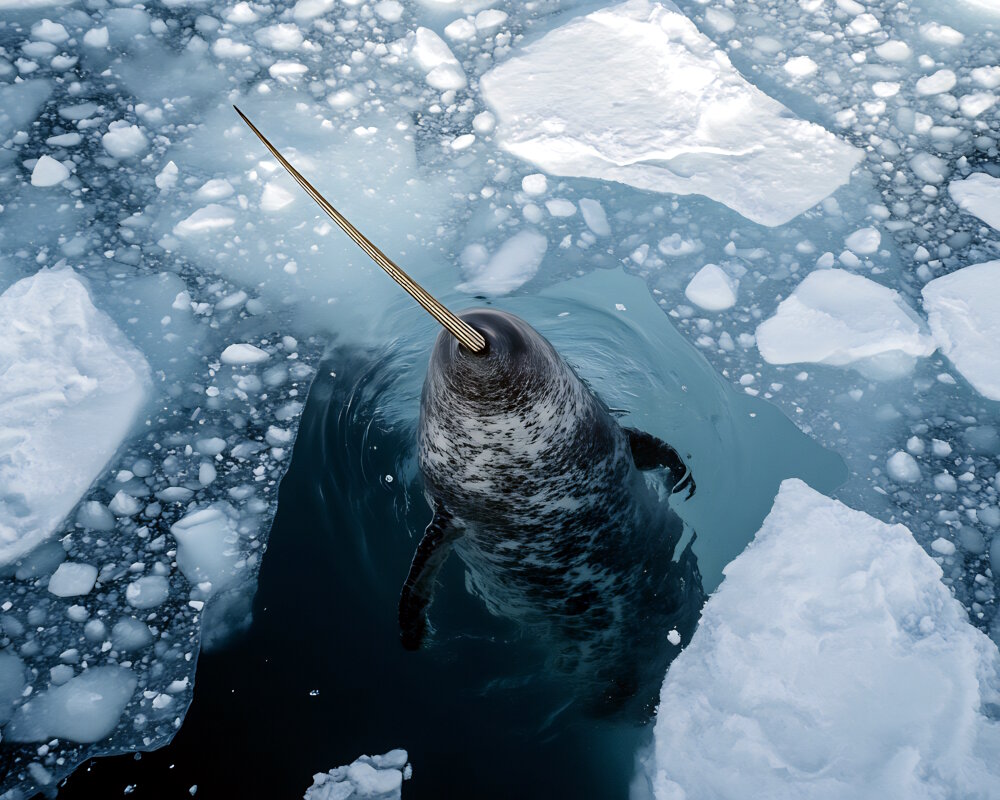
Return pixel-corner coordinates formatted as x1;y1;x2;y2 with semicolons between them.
0;0;998;796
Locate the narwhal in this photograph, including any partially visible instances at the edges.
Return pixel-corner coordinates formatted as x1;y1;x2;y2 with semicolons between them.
235;107;703;713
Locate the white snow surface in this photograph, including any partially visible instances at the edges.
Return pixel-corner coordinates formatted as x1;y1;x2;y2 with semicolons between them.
948;173;1000;230
305;750;410;800
0;270;151;567
648;479;1000;800
755;269;936;376
479;0;862;227
922;260;1000;401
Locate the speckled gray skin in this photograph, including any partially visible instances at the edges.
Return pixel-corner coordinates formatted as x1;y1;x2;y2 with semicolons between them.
402;308;703;713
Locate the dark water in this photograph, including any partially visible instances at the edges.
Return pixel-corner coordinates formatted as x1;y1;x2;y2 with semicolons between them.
53;272;847;800
57;351;651;800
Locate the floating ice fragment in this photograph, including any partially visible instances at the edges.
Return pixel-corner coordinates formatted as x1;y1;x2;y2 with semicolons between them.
948;173;1000;229
457;230;547;296
844;226;880;254
170;507;241;596
846;12;880;35
783;56;817;76
292;0;334;21
0;270;150;566
411;27;466;90
578;198;610;236
173;204;237;237
48;563;98;597
647;480;1000;800
6;666;138;744
480;0;861;226
373;0;404;22
155;161;179;191
756;269;935;377
305;750;411;800
255;24;305;52
126;575;170;609
874;40;911;61
922;261;1000;400
31;19;68;43
910;152;948;184
30;155;70;187
684;265;738;311
82;27;109;48
102;123;149;160
111;618;154;652
195;178;235;202
919;22;964;45
221;343;270;365
261;182;296;211
886;451;921;483
521;173;547;196
916;69;957;96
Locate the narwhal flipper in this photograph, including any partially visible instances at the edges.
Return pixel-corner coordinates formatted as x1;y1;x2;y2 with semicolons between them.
398;507;462;650
624;427;695;499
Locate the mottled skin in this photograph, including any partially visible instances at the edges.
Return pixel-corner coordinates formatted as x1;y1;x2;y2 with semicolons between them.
401;309;703;712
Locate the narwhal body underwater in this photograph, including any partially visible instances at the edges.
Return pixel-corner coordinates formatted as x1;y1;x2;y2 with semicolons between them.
236;108;705;713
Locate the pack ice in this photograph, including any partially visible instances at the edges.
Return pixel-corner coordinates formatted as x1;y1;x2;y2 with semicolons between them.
479;0;863;227
305;750;411;800
646;480;1000;800
0;269;150;566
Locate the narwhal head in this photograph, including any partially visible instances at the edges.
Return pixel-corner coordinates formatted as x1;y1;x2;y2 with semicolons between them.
424;307;569;413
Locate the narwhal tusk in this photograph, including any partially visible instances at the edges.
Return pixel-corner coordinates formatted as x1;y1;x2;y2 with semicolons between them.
233;105;487;354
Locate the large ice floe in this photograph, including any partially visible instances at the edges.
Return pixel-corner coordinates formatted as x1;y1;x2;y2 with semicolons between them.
479;0;863;226
645;479;1000;800
0;270;150;566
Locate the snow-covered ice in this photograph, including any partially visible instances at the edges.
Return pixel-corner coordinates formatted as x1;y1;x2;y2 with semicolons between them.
480;0;862;226
645;479;1000;800
0;270;150;566
948;174;1000;231
922;261;1000;401
305;750;411;800
756;269;936;377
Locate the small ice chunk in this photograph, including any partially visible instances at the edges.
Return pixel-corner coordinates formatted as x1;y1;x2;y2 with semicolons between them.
305;750;411;800
374;0;403;22
922;261;1000;400
457;230;547;295
125;575;170;609
170;507;241;596
648;480;1000;799
195;178;234;201
5;666;137;744
846;12;880;35
874;40;912;61
959;92;997;118
173;204;237;237
545;199;576;217
83;27;109;48
479;0;862;226
261;182;296;211
886;451;920;483
916;69;957;96
475;9;507;30
844;227;880;254
109;491;141;517
102;123;149;160
756;269;935;373
412;27;466;90
30;155;70;187
31;19;68;43
0;651;27;725
931;537;956;556
111;618;154;652
910;152;948;184
684;264;738;311
48;563;98;597
292;0;334;21
920;22;964;45
444;18;476;40
255;24;304;52
578;198;610;236
221;343;270;365
971;66;1000;89
948;173;1000;230
155;161;179;191
521;173;547;196
783;56;817;77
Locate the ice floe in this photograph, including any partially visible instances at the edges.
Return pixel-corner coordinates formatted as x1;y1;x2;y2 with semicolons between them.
0;270;150;567
305;750;411;800
479;0;862;226
756;269;936;377
949;173;1000;230
646;479;1000;800
457;229;547;295
684;264;738;311
922;261;1000;401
